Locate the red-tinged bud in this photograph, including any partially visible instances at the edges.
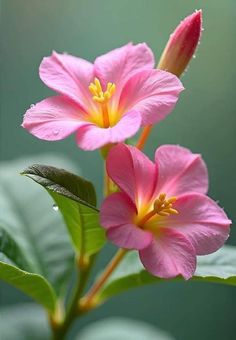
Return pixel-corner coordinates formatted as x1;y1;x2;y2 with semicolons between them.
158;10;202;77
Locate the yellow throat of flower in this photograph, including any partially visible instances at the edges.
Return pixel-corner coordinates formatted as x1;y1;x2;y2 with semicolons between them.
89;78;116;128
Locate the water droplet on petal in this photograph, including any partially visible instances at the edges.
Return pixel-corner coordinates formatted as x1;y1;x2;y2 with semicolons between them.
30;104;35;108
53;129;59;135
193;54;196;59
52;204;59;211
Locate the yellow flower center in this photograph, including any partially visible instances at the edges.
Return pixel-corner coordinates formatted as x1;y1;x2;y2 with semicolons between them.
89;78;116;128
137;193;178;229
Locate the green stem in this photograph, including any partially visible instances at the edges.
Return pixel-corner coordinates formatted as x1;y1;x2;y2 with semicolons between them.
50;256;95;340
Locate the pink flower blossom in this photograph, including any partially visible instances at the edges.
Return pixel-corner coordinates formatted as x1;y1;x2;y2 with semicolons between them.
100;144;231;280
22;43;183;150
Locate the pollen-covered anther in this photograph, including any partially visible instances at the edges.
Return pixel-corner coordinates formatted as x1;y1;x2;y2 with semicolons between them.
153;193;178;216
89;78;116;104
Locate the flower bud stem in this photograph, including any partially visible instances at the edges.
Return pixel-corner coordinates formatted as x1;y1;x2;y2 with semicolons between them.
136;125;152;150
80;248;127;311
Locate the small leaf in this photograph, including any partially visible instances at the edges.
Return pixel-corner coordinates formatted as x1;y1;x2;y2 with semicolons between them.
78;318;175;340
99;245;236;303
0;303;50;340
22;164;106;256
21;164;97;210
0;261;56;312
50;192;106;256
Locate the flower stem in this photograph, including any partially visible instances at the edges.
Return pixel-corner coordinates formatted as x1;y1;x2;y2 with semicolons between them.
80;248;127;311
50;257;94;340
135;125;152;150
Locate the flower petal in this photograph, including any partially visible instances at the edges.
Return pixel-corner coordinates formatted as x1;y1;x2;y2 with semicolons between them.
39;51;94;110
106;144;157;205
163;193;231;255
100;192;137;229
22;96;89;140
94;43;154;98
119;69;184;125
139;228;196;280
76;110;142;151
107;223;153;250
155;144;208;196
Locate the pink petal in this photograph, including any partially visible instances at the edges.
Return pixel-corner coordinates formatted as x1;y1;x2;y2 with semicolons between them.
119;69;184;126
106;144;157;205
163;193;231;255
94;43;154;98
100;192;137;229
39;51;94;111
139;228;196;280
76;110;142;151
107;223;153;250
22;96;89;140
155;145;208;196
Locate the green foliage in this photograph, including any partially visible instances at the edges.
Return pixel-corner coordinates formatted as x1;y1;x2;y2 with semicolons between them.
22;164;106;256
0;155;76;308
99;245;236;303
0;262;56;312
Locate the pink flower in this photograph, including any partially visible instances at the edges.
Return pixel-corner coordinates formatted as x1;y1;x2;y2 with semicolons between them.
22;43;183;150
158;10;202;76
100;144;231;280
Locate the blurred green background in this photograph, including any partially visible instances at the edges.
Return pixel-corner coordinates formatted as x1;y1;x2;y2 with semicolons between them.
1;0;235;339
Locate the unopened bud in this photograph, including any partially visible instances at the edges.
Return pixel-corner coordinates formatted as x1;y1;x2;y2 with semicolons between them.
158;10;202;77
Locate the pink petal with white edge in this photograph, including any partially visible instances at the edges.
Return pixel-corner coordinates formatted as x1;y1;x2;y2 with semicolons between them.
94;43;154;98
22;96;89;140
100;192;137;229
164;193;231;255
76;110;142;151
39;51;94;111
119;69;184;126
139;228;196;280
107;223;153;250
106;144;157;205
154;145;208;196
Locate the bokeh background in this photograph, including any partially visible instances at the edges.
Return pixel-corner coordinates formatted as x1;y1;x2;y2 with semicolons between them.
1;0;236;339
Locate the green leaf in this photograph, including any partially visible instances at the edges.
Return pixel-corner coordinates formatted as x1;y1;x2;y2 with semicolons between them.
0;261;56;312
22;164;106;256
0;303;50;340
0;225;31;270
21;164;97;210
99;245;236;303
0;154;75;297
78;318;175;340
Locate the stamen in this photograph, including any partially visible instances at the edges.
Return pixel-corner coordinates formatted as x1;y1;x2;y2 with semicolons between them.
88;78;116;128
89;78;116;104
153;193;178;216
138;193;178;227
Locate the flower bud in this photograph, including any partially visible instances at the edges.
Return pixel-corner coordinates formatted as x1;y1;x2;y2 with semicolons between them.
158;10;202;76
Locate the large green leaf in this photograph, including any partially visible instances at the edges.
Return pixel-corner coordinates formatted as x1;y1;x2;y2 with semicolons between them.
78;318;175;340
99;245;236;303
0;155;75;298
0;261;56;312
0;303;50;340
22;164;106;256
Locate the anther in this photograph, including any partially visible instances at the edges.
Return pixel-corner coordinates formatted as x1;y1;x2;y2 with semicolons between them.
89;78;116;104
153;193;178;217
